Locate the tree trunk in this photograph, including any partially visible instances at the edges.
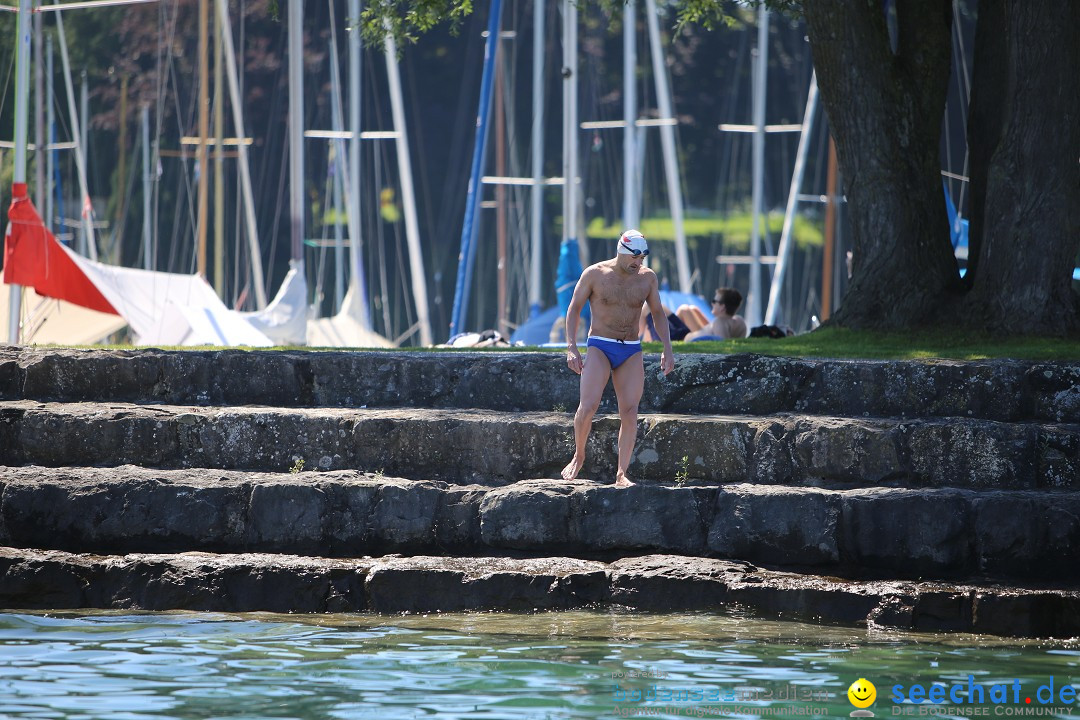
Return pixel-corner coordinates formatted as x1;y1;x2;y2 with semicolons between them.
964;1;1080;334
803;0;960;329
964;0;1007;286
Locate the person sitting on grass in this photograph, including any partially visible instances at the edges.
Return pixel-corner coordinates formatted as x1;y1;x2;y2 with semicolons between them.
677;287;748;341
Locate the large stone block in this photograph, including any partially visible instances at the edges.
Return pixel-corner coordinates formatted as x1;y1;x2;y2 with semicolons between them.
0;550;90;608
574;485;707;554
972;592;1080;639
708;485;840;565
1;472;249;553
841;489;973;577
433;487;486;550
246;483;328;552
317;475;381;551
971;492;1080;581
0;352;22;400
365;556;608;612
907;420;1038;489
633;416;752;484
793;418;906;485
479;482;575;549
608;555;738;610
369;480;443;548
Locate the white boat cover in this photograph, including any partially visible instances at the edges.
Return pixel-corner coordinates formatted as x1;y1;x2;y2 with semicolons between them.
0;282;128;345
63;248;274;347
242;260;310;346
307;285;395;348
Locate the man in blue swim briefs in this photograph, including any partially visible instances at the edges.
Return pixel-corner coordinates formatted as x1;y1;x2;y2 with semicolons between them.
562;229;675;487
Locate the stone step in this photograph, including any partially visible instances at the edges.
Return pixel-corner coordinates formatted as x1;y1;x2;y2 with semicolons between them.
2;466;1077;583
4;347;1080;423
1;547;1076;638
2;400;1078;489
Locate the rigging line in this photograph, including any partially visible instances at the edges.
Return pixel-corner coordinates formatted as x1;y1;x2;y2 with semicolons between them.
232;0;247;308
431;9;486;271
378;116;418;339
364;45;393;337
312;163;334;315
113;117;143;263
402;33;437;269
579;8;619;232
504;10;531;324
716;24;750;213
950;0;971;215
148;0;177;272
265;124;290;298
372;143;392;337
158;3;198;274
0;40;13;124
391;187;417;341
253;16;289;298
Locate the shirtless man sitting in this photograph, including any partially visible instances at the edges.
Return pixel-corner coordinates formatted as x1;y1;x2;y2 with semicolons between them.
562;229;675;487
677;287;748;341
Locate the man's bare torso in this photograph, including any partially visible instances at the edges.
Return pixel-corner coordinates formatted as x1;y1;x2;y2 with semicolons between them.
712;315;748;339
585;260;655;340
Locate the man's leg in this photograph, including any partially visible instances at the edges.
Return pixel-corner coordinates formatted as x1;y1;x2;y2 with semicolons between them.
676;304;709;331
610;353;645;487
562;347;611;480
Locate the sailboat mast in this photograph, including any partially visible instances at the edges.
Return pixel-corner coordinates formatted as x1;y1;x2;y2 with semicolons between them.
528;0;544;317
213;1;225;296
33;10;44;210
326;6;347;315
46;36;54;233
384;33;434;346
449;0;505;339
7;0;32;345
495;42;507;338
53;9;97;260
348;0;369;327
747;4;769;327
623;0;636;230
644;0;690;292
197;0;209;277
765;73;818;326
562;0;577;250
142;104;152;270
214;0;267;309
288;0;304;264
80;72;90;256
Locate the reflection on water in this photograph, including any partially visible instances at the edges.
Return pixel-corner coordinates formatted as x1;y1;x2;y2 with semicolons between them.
0;610;1077;719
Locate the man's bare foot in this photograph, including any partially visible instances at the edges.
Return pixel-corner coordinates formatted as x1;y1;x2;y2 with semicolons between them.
561;457;584;481
614;473;634;488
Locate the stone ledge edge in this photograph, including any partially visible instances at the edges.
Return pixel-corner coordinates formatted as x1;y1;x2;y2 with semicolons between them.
1;547;1077;640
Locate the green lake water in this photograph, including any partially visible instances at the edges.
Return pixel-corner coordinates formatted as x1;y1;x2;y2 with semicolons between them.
0;610;1077;719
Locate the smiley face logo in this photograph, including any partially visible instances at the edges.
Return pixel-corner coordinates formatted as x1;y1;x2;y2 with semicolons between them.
847;678;877;708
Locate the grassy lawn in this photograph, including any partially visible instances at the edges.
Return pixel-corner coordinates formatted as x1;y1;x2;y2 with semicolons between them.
643;326;1080;361
418;326;1080;361
53;326;1080;361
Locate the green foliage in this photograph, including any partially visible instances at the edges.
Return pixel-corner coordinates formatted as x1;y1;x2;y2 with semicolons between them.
359;0;473;48
675;454;690;485
586;211;823;249
356;0;806;49
289;457;305;474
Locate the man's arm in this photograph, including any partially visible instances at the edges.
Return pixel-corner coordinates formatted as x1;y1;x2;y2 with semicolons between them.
564;269;593;374
644;276;675;376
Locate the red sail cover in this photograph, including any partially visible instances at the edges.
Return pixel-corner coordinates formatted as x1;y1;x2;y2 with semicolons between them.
3;182;117;315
